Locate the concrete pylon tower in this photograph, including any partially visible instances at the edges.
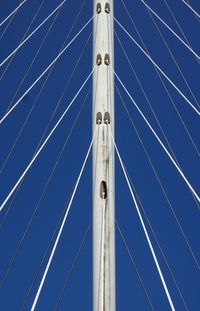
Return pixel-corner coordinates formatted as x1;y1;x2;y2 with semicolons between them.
92;1;115;310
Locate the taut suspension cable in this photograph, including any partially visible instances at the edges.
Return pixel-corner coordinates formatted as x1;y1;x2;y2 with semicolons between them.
140;0;200;60
116;85;200;270
30;125;99;311
146;5;200;110
0;0;46;80
0;68;95;212
111;131;175;311
0;9;65;175
53;224;91;310
118;0;200;159
181;0;200;19
0;8;18;42
0;17;93;125
163;0;200;66
116;220;155;310
0;0;90;178
114;71;200;204
0;89;91;291
114;17;200;116
0;0;28;27
0;0;67;68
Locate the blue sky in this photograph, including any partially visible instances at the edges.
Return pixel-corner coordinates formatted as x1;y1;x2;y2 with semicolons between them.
0;0;199;310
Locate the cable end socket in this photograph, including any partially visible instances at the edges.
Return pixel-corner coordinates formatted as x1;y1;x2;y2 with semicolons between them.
104;53;110;66
96;3;101;14
105;3;111;14
96;54;102;66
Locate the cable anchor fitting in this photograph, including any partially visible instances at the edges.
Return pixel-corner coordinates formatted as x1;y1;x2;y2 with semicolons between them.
96;3;102;14
96;112;102;124
104;112;111;124
100;181;108;199
104;53;110;66
96;54;102;66
105;3;111;14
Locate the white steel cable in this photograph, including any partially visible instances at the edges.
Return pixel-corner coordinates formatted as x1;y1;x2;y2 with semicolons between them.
140;0;200;60
0;0;28;27
116;85;200;269
115;31;199;158
185;0;200;23
0;0;46;81
116;220;155;310
117;0;200;161
0;9;17;41
114;17;200;117
111;131;175;311
116;3;200;157
181;0;200;19
0;0;90;176
53;223;91;310
0;16;93;125
0;0;67;68
0;90;91;292
30;125;98;311
0;67;95;212
0;0;92;225
1;3;61;117
2;0;86;113
117;168;190;310
146;6;200;110
0;34;92;176
114;71;200;204
163;0;200;66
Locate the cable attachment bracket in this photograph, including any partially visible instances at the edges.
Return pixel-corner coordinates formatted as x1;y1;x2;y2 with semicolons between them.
96;3;102;14
96;112;102;124
104;53;110;66
104;112;111;124
96;54;102;66
105;2;111;14
100;181;108;199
